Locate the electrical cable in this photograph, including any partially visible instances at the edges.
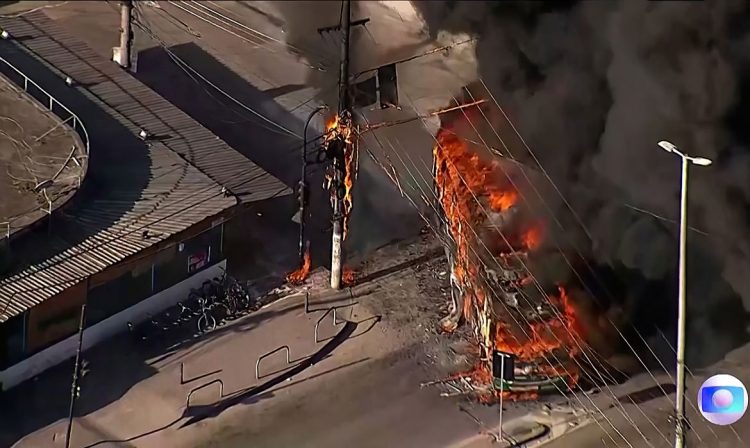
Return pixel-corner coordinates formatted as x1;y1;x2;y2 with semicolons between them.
134;6;331;144
461;82;718;443
172;0;329;72
201;0;335;70
359;115;632;447
132;6;301;140
392;135;658;448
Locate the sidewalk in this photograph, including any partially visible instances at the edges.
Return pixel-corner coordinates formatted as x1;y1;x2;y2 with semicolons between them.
1;237;519;448
7;283;371;447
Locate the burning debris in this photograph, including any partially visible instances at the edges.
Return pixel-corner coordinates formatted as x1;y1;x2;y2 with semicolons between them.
286;246;312;285
432;103;583;401
342;267;357;286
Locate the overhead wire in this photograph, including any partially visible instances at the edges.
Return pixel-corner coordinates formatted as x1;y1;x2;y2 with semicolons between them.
134;3;336;148
166;0;326;73
382;103;661;447
358;114;633;447
463;79;719;443
202;0;335;69
132;4;302;140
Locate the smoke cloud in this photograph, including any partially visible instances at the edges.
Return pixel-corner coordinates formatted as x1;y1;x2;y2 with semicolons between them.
273;1;436;256
271;0;750;365
411;0;750;365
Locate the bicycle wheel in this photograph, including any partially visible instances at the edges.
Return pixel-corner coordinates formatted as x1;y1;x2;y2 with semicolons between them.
211;303;231;325
197;313;217;333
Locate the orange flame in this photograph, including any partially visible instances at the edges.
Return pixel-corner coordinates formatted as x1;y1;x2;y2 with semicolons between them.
286;248;311;285
324;114;356;240
521;224;543;251
433;110;584;400
342;267;357;286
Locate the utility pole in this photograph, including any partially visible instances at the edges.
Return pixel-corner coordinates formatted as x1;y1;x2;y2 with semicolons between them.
65;303;87;448
330;0;352;290
115;0;133;69
317;1;368;290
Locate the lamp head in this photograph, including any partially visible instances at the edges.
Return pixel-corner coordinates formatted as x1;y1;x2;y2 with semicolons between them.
658;140;677;153
691;157;712;166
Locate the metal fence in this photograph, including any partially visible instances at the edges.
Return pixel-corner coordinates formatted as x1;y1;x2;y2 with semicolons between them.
0;53;90;239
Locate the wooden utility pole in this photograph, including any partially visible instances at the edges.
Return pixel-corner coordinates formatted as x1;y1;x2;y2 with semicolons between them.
115;0;133;69
329;0;352;290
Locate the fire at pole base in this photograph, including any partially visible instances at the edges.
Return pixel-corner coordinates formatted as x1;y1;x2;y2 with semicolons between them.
432;101;585;403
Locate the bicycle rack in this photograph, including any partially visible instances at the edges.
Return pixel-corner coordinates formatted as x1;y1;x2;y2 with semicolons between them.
186;379;224;409
255;345;292;380
314;304;355;344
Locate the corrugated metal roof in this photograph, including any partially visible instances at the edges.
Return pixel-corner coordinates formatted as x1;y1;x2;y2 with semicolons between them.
0;12;291;202
0;11;291;322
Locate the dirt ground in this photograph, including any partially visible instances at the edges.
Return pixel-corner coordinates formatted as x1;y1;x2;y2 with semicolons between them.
0;77;84;233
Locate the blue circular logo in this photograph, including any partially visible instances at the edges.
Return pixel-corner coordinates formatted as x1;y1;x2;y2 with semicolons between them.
698;374;748;425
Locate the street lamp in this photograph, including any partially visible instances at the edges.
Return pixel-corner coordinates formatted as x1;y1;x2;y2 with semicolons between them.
658;140;712;448
297;105;329;264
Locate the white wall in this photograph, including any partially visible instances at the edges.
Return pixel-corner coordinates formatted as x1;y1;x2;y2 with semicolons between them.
0;260;226;391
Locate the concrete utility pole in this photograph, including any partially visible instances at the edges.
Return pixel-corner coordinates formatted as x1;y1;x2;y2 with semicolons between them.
115;0;133;69
329;0;352;290
657;140;712;448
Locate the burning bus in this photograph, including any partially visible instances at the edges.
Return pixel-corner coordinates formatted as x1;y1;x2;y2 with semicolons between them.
431;94;585;400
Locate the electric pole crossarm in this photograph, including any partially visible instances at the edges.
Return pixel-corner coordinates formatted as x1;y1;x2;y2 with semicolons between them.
318;18;370;34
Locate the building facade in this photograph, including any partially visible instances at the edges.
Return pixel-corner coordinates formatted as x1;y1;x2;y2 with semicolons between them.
0;218;226;390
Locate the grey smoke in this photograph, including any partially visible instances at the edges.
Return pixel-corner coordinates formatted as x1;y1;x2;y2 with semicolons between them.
273;1;427;256
411;0;750;364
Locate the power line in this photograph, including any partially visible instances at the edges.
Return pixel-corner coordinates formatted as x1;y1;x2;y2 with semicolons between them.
132;5;302;140
428;105;666;446
415;85;690;443
359;119;632;447
456;82;714;441
201;0;335;70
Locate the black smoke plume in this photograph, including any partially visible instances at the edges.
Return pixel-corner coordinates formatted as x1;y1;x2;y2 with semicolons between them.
412;0;750;367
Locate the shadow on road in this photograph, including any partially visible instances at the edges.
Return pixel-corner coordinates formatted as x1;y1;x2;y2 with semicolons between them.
0;297;299;447
180;320;358;427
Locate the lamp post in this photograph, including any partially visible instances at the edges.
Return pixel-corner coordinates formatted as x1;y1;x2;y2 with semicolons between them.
658;140;712;448
298;105;328;264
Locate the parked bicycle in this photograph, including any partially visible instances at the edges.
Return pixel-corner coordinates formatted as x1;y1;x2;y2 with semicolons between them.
127;270;258;341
